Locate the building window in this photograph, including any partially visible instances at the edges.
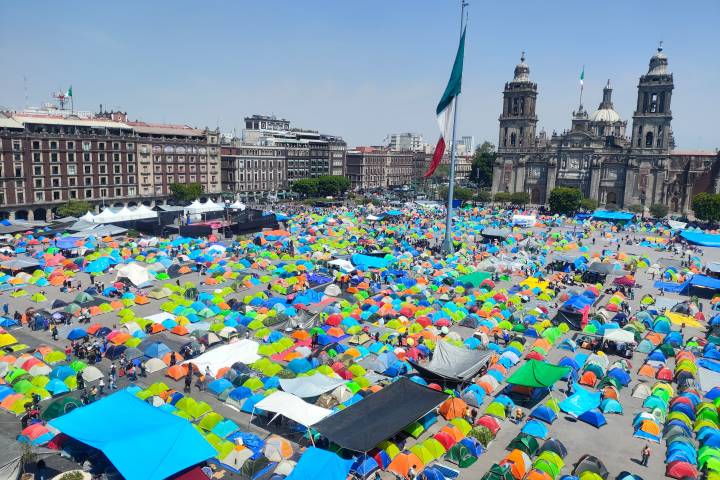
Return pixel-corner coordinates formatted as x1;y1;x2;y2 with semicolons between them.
113;153;120;162
114;165;121;174
51;166;60;175
99;153;106;162
50;153;58;162
34;179;43;188
114;176;121;185
33;166;42;176
98;142;106;150
69;190;77;199
32;141;41;150
99;165;107;174
67;141;74;150
100;177;107;185
84;165;92;174
52;178;60;187
53;191;61;200
645;131;654;147
113;142;120;150
69;177;77;186
127;164;135;173
85;189;92;199
35;191;44;201
84;178;92;186
128;175;135;184
68;152;75;162
82;142;91;151
50;141;58;150
83;153;91;162
115;187;122;196
100;188;107;197
127;153;134;162
33;152;41;163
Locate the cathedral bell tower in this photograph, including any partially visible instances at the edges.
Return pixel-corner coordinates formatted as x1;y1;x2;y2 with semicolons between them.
492;52;539;194
631;44;674;152
498;52;538;149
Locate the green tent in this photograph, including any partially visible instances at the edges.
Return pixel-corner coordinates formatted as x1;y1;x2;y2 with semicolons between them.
481;464;514;480
506;433;539;456
505;359;569;388
41;396;82;421
456;271;492;287
447;443;478;468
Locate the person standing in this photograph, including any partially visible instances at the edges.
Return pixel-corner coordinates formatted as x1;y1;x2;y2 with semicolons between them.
640;444;650;466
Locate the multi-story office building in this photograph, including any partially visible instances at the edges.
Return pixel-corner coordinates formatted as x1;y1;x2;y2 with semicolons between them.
220;139;288;201
240;115;347;181
346;147;415;190
384;132;424;152
0;106;221;221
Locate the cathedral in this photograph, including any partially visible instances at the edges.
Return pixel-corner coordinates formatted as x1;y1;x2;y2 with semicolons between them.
491;47;720;214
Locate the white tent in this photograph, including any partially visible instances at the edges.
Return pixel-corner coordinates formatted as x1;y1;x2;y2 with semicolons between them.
229;201;246;210
279;373;346;398
181;339;260;376
512;214;537;227
80;211;95;222
116;262;153;287
185;199;224;214
328;259;355;273
253;391;332;426
603;329;635;344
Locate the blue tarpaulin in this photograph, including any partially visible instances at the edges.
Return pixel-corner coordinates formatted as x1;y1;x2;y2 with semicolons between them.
287;448;353;480
55;237;82;249
592;210;635;222
351;254;392;269
681;231;720;247
689;275;720;291
559;383;601;416
49;391;215;480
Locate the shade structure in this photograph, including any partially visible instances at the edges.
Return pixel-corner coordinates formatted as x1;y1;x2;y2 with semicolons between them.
408;340;493;383
254;391;332;427
49;391;215;480
506;359;570;388
313;377;448;452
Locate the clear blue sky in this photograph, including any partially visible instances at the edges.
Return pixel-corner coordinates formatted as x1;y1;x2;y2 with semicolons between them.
1;0;718;150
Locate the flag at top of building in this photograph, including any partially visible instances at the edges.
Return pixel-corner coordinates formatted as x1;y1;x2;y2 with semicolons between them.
424;27;467;178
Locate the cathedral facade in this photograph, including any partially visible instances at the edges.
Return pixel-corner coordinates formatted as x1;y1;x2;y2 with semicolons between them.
491;47;720;214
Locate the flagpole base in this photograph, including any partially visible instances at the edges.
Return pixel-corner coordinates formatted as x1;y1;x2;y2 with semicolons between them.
441;235;454;255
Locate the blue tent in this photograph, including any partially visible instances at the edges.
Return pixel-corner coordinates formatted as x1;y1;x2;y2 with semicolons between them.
521;420;548;439
350;254;391;269
49;391;215;480
607;368;631;386
287;448;353;480
530;405;557;424
599;398;623;414
578;409;607;428
66;328;87;340
592;210;635;222
142;342;171;359
351;455;379;479
208;378;233;395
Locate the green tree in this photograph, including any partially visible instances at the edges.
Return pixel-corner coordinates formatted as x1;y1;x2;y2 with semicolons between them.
475;190;492;203
435;164;450;180
470;142;496;188
493;191;512;203
548;187;582;215
649;203;669;219
510;191;530;205
316;175;350;197
291;178;319;198
56;200;93;217
169;183;203;202
438;185;474;202
579;198;598;211
627;203;644;214
692;192;720;222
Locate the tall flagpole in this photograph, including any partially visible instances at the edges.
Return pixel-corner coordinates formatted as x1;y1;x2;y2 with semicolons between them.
441;0;468;255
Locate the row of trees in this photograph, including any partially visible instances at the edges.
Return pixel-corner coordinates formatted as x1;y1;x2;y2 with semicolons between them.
692;193;720;222
546;186;669;217
291;175;350;198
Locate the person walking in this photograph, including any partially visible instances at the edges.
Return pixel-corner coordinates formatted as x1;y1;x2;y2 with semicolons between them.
640;444;651;466
51;323;58;341
98;377;105;396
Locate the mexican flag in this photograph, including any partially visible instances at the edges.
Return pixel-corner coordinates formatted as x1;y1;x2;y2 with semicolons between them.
66;86;73;98
579;67;584;88
424;28;466;178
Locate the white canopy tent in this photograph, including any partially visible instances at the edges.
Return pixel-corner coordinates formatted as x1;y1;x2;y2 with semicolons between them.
253;391;333;426
81;206;157;224
185;199;224;215
512;214;537;227
181;339;260;376
229;201;246;210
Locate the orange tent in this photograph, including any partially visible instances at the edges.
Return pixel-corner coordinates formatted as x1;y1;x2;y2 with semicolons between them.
526;470;552;480
579;371;597;387
171;325;189;336
639;419;660;437
178;266;192;274
387;452;424;477
162;352;184;366
638;364;656;378
602;386;619;400
166;364;188;380
135;296;150;305
439;397;468;420
86;323;102;335
439;425;464;442
109;333;131;345
150;324;166;334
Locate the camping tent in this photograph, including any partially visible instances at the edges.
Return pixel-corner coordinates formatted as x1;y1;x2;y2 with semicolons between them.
279;373;347;398
287;447;353;480
116;263;153;287
49;391;215;480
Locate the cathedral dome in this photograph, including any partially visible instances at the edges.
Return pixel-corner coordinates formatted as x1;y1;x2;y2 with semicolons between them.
512;52;530;82
589;108;621;123
648;45;669;75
